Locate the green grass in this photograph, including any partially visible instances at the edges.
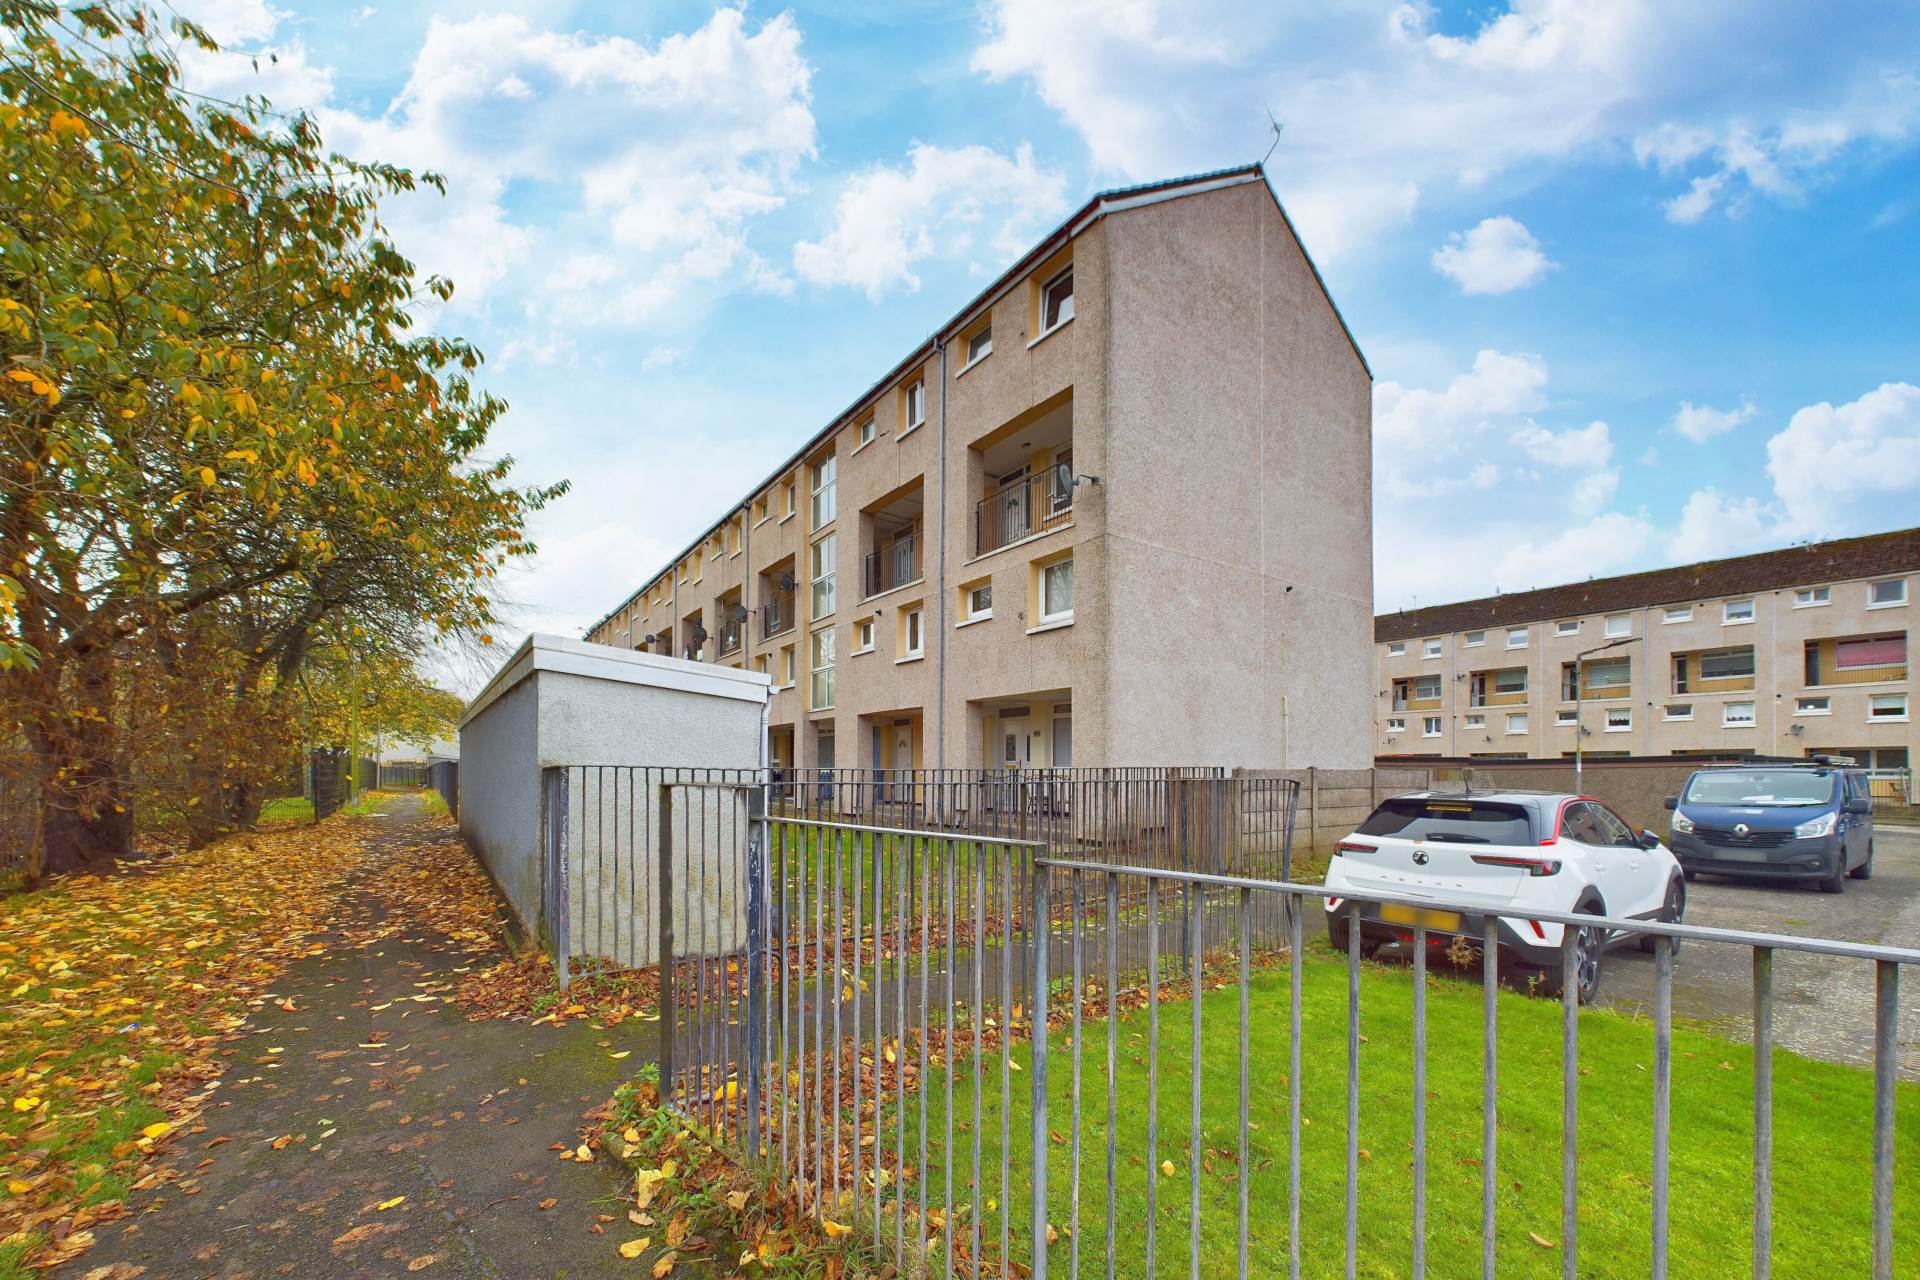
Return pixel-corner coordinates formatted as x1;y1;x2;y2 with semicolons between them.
258;794;313;823
856;951;1917;1279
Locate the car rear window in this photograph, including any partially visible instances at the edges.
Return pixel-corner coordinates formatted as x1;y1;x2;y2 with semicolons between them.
1356;798;1534;845
1683;769;1836;807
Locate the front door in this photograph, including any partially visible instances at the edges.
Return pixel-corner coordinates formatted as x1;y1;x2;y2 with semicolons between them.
1051;715;1073;767
997;467;1029;544
1000;718;1029;769
892;725;914;772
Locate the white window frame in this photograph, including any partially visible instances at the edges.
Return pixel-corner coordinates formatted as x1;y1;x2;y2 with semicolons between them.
1038;556;1074;625
1038;265;1074;336
1386;641;1406;657
1868;578;1908;609
1793;586;1830;609
1723;700;1757;727
1793;696;1831;716
1555;620;1579;636
779;645;796;688
1464;630;1486;648
810;534;836;618
901;606;925;659
1869;693;1909;722
902;379;925;435
809;625;836;711
1723;598;1754;625
810;453;836;530
1506;627;1529;649
1493;668;1528;695
1423;637;1443;658
1555;707;1577;726
1386;717;1406;734
965;325;992;368
1603;706;1632;732
1422;716;1443;738
1463;713;1486;730
1663;703;1693;721
1603;614;1631;638
1504;712;1529;735
856;417;876;449
853;618;875;654
1413;675;1443;701
964;582;993;623
1662;605;1692;624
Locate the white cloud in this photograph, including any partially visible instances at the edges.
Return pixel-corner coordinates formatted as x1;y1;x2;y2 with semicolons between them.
794;143;1068;298
972;2;1920;259
1668;489;1775;562
1767;382;1920;536
1431;216;1555;294
1670;397;1756;442
1510;419;1613;468
1489;512;1657;593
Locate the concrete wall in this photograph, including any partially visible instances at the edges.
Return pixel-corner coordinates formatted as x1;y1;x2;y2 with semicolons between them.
457;635;771;952
1428;759;1702;839
1238;766;1433;867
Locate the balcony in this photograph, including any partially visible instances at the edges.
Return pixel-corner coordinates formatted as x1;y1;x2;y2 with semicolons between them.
1671;646;1754;695
761;588;795;640
1806;633;1907;686
717;618;742;658
864;529;921;598
975;462;1072;557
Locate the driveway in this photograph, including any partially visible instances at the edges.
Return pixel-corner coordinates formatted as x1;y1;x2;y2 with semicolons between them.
1597;823;1920;1079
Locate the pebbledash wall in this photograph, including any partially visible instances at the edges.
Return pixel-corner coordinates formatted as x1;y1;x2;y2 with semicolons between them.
456;634;770;942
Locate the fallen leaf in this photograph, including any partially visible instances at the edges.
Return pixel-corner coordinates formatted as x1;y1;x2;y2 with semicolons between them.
1529;1231;1556;1249
407;1254;441;1271
538;1198;558;1211
376;1195;407;1211
652;1250;677;1277
619;1238;651;1260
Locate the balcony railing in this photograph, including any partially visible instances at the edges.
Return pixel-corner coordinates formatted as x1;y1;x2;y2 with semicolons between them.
863;530;921;598
717;618;742;657
974;462;1072;556
761;589;794;640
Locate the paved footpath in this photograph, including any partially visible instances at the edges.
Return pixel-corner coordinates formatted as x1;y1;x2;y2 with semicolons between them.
63;797;652;1279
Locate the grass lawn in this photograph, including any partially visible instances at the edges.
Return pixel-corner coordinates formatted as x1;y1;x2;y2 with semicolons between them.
864;949;1917;1280
258;794;314;823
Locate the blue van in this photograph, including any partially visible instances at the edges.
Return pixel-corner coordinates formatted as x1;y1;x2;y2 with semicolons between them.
1664;761;1875;893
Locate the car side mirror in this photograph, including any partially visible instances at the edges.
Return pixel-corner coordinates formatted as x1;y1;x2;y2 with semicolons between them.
1639;830;1661;850
1845;796;1872;815
1662;796;1678;811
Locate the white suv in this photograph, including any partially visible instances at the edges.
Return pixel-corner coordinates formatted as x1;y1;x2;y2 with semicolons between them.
1321;791;1685;1003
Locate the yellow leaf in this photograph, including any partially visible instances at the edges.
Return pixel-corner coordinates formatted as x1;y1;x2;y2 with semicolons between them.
623;1128;641;1144
198;467;216;487
141;1121;171;1139
7;1179;30;1195
610;1050;631;1060
651;1251;677;1278
618;1238;651;1260
821;1218;850;1239
575;1143;594;1162
1160;1160;1175;1177
724;1190;749;1211
12;1096;40;1112
376;1195;407;1211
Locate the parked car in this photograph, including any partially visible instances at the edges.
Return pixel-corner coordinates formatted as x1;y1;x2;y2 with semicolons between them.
1664;762;1874;893
1322;791;1685;1004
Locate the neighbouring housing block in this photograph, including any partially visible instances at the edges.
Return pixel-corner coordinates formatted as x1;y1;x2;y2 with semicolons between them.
583;165;1374;774
1375;526;1919;771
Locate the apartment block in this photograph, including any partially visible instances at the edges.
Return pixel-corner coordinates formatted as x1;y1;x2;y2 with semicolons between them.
585;166;1373;774
1375;528;1920;770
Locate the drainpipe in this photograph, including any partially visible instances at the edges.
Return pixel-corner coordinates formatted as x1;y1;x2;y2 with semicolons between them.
934;335;949;770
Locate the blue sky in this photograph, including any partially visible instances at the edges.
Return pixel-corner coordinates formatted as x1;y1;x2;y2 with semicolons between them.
172;1;1920;683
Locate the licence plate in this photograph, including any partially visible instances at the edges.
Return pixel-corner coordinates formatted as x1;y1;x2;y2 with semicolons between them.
1380;903;1462;931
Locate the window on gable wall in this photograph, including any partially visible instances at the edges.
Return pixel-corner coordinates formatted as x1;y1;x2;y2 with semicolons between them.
966;325;992;365
1040;266;1074;331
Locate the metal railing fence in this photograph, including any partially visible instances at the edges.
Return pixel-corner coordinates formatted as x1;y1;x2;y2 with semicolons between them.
975;464;1073;556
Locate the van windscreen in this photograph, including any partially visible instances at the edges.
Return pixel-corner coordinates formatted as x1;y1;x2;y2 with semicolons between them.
1683;770;1836;807
1356;798;1533;845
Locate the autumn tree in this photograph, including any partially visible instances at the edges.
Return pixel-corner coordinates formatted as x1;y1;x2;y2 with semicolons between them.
0;1;563;873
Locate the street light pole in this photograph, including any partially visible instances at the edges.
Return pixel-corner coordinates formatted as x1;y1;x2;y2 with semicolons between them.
1573;635;1641;794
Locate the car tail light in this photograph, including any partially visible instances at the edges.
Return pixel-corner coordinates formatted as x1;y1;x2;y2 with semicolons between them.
1335;840;1377;856
1470;854;1562;876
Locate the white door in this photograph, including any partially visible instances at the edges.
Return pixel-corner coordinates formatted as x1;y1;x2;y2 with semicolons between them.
892;726;914;772
1051;715;1073;767
997;467;1029;543
1000;718;1029;768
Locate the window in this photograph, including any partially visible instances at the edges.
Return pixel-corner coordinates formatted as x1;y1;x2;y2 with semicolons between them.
1422;716;1443;738
1664;703;1693;721
810;535;836;617
1604;613;1630;638
1555;707;1577;725
1663;605;1692;623
857;417;876;448
753;496;769;525
962;580;993;622
1724;598;1754;624
853;619;874;654
1505;712;1529;734
1869;578;1908;607
1834;634;1906;671
1423;637;1443;658
965;325;992;366
1039;556;1074;624
1386;717;1406;733
1493;668;1528;695
1039;266;1074;333
1870;693;1909;720
901;605;924;659
809;626;836;710
1723;701;1756;727
1464;630;1486;647
1584;656;1631;691
779;644;795;687
782;478;797;519
1604;706;1632;732
902;380;925;434
1387;641;1407;657
1413;675;1442;701
1794;696;1830;715
1506;626;1528;649
810;453;836;529
1699;646;1756;681
1555;620;1579;636
1463;713;1486;730
755;654;770;677
1793;586;1830;608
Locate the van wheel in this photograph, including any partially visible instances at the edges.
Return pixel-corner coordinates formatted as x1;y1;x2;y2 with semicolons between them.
1640;878;1686;956
1818;852;1847;895
1538;904;1605;1005
1849;842;1874;880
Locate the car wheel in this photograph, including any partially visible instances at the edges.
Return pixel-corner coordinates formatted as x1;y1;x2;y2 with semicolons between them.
1640;877;1686;956
1849;842;1874;881
1540;906;1605;1005
1818;850;1847;894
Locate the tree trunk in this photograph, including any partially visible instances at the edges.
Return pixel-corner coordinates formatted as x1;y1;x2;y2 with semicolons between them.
21;644;134;876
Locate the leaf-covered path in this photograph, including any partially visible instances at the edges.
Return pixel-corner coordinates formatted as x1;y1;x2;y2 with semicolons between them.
54;797;651;1279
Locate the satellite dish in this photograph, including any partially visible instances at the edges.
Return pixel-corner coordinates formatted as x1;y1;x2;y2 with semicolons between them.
729;604;751;623
776;572;797;592
690;623;708;643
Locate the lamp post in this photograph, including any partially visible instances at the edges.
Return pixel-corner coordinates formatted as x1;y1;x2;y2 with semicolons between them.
1574;635;1641;794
